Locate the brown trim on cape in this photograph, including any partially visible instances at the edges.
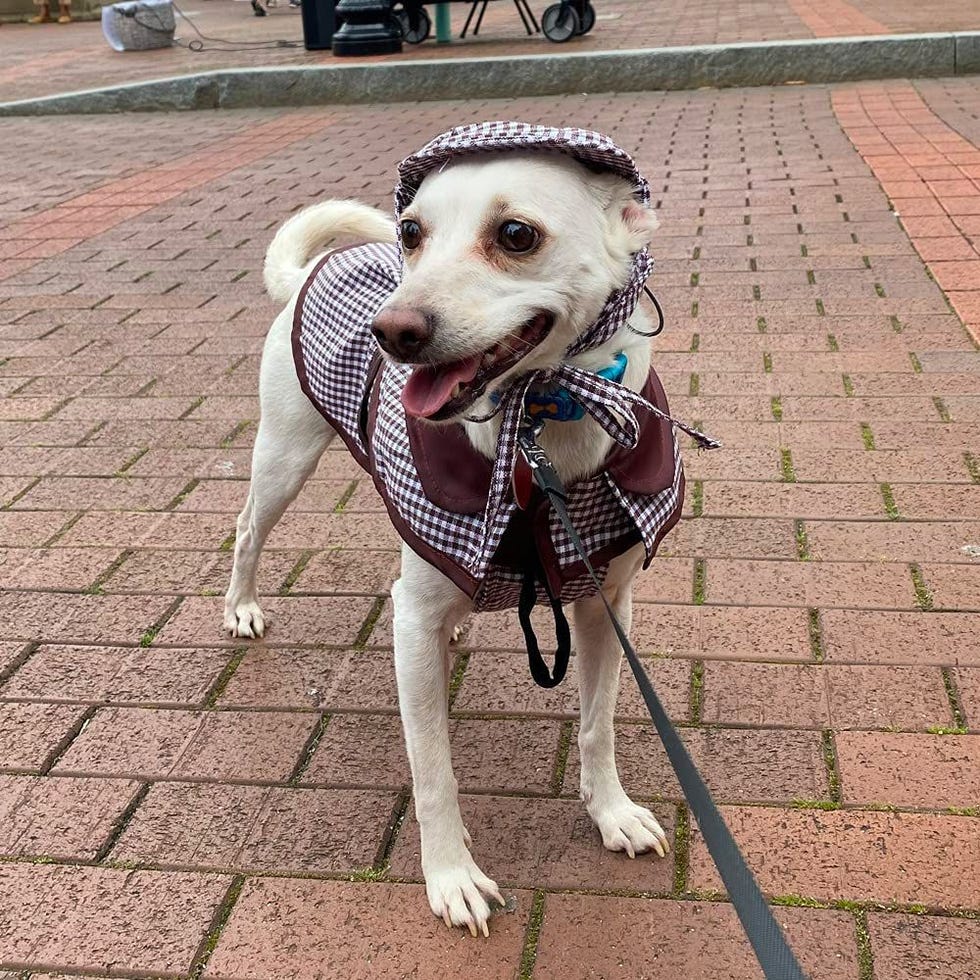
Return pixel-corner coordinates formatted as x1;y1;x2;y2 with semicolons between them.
366;365;483;601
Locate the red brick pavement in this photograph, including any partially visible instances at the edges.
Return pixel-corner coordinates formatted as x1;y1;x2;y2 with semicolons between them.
833;81;980;342
1;79;979;977
3;0;980;103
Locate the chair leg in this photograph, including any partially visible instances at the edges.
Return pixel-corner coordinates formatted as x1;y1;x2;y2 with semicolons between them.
513;0;533;34
518;0;541;32
461;0;478;37
473;0;490;35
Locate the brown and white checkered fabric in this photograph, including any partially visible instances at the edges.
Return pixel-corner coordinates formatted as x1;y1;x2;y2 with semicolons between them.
294;122;702;612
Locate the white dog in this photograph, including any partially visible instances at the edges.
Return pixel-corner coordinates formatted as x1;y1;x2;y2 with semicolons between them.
224;123;680;938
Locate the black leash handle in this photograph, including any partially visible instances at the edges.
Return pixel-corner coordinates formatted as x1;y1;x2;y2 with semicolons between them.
515;420;572;687
518;555;571;688
517;421;809;980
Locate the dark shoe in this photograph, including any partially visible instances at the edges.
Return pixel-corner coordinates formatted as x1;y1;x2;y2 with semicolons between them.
251;0;267;15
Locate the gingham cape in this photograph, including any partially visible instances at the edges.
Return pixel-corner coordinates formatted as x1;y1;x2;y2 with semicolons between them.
292;247;684;613
291;122;687;613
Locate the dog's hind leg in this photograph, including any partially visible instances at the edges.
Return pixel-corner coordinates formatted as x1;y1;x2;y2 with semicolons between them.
573;545;670;859
393;546;504;936
224;308;335;638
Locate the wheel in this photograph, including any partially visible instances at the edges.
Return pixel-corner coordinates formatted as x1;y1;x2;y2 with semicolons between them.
394;4;431;43
577;1;595;33
541;2;580;42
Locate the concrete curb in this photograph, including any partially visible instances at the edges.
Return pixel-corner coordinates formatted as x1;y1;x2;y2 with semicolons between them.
2;30;980;115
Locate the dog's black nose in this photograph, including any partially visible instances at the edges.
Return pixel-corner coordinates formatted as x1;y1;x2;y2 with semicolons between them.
371;306;433;361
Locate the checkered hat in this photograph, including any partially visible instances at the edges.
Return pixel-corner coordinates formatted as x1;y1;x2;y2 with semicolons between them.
395;121;651;212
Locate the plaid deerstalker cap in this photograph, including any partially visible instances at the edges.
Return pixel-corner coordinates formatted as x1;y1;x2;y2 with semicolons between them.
395;120;651;212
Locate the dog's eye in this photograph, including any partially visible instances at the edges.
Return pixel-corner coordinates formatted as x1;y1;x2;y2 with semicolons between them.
400;220;423;251
498;221;540;254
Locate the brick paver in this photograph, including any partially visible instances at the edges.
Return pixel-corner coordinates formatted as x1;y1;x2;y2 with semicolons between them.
534;895;860;979
2;74;980;977
0;863;230;976
205;878;532;979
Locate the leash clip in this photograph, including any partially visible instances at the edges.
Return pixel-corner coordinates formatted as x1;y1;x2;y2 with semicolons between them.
516;413;566;504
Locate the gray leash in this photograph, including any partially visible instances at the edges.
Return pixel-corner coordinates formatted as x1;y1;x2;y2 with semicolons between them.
516;415;809;980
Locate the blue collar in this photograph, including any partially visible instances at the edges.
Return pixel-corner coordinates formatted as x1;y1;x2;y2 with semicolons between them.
492;352;628;422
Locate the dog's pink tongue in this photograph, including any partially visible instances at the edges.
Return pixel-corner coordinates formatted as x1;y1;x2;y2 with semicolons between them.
401;355;482;418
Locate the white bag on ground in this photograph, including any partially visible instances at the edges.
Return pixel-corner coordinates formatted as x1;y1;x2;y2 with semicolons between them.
102;0;176;51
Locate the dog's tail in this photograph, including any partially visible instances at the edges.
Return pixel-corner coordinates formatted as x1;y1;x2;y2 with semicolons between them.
263;200;395;305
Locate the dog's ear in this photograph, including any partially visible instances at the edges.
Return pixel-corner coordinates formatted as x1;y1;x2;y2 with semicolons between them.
589;172;659;252
620;200;660;249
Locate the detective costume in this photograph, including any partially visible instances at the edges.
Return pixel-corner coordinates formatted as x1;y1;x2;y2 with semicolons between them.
292;122;700;613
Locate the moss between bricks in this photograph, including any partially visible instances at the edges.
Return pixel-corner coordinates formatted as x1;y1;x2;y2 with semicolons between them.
821;730;842;803
333;478;358;513
204;648;248;708
880;483;899;520
354;595;386;648
517;891;546;980
791;798;842;811
2;475;41;510
794;520;810;561
279;549;316;595
692;559;707;605
189;875;246;980
690;662;705;723
672;804;691;895
909;564;934;611
691;479;704;517
447;649;471;707
941;667;968;729
854;909;875;980
780;448;796;483
139;596;183;648
807;608;824;663
220;419;253;448
165;477;200;511
550;721;574;796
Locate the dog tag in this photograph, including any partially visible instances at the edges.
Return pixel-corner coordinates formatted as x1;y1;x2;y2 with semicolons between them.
512;457;533;509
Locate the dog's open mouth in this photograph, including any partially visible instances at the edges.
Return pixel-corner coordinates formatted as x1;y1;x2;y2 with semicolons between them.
401;312;555;421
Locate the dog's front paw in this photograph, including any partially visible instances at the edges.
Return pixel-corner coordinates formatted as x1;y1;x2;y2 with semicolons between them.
589;797;670;859
223;600;266;638
424;858;504;938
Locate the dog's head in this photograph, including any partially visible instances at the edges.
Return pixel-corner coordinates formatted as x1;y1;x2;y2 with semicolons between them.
372;132;657;422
